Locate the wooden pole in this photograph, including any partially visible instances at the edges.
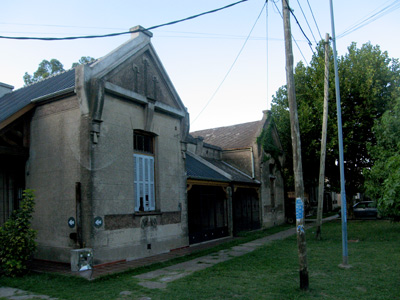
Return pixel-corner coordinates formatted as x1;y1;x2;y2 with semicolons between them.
281;0;309;289
316;33;330;240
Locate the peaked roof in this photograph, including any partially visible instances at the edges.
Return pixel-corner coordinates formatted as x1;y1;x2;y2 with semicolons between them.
186;152;229;182
0;69;75;125
190;120;263;150
186;152;259;185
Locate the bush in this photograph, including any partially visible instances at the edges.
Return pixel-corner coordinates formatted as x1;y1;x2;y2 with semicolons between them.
0;189;37;276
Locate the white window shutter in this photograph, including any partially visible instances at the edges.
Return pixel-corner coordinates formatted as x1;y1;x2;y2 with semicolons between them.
134;154;155;212
134;155;140;212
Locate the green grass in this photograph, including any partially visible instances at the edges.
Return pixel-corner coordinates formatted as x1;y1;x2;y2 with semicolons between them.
1;221;399;300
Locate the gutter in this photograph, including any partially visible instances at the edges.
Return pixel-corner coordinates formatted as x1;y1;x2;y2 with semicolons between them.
30;87;75;104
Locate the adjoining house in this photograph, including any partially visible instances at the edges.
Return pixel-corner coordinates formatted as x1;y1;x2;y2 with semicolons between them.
185;137;261;243
0;26;190;265
190;111;285;231
0;25;286;266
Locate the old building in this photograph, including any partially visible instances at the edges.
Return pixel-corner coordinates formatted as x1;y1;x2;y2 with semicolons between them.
0;26;189;264
190;111;285;230
185;137;261;243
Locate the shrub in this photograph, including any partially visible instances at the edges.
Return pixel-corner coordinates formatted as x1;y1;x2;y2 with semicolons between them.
0;189;37;276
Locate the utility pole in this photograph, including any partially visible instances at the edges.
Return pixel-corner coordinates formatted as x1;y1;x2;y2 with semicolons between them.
316;33;330;240
282;0;309;289
329;0;349;267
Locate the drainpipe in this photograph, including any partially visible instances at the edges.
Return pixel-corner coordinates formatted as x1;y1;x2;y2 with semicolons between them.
250;147;255;179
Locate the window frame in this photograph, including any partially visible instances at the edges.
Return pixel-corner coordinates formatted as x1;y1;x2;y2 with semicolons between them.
133;130;156;212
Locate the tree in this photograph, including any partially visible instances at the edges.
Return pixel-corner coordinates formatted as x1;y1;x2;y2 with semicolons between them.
71;56;96;68
23;56;95;86
364;96;400;220
271;42;400;206
23;59;65;85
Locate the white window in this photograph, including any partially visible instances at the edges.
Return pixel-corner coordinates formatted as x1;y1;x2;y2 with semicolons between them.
134;154;155;211
134;130;155;212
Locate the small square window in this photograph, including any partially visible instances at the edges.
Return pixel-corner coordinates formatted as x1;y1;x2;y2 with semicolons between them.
134;131;154;154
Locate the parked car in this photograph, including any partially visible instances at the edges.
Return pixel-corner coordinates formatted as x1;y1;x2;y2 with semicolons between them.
338;201;378;219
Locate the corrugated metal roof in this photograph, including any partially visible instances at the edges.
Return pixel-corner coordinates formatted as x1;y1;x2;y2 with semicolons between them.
186;152;229;182
0;69;75;123
203;158;258;184
190;120;262;149
186;152;259;186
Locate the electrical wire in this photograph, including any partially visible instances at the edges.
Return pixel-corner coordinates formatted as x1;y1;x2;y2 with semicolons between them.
296;0;317;46
190;1;267;126
282;0;315;55
337;0;400;39
272;0;309;66
0;0;248;41
306;0;322;41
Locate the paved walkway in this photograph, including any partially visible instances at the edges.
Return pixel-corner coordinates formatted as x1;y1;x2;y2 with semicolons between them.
134;226;299;289
0;216;338;298
0;287;58;300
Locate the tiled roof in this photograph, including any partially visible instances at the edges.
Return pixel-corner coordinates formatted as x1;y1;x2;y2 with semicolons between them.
190;120;263;149
0;69;75;124
186;152;229;182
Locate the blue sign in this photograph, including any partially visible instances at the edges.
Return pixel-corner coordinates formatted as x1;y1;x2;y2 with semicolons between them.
296;198;304;220
68;217;76;228
94;216;103;228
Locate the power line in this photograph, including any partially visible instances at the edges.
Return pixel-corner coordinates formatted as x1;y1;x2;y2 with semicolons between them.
272;0;309;66
191;1;267;126
306;0;323;41
0;0;248;41
296;0;317;46
337;0;400;39
283;0;315;55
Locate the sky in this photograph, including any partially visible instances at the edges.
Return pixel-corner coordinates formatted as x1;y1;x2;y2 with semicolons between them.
1;0;399;131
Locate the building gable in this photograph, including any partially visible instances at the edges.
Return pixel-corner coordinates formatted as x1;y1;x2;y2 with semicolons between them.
104;48;183;111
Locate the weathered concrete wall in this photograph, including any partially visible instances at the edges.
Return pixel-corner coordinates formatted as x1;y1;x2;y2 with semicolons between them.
27;96;82;262
90;94;187;264
260;158;285;228
186;141;221;160
222;150;253;178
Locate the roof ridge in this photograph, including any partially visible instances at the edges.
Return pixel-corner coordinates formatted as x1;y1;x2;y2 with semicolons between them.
9;67;75;94
191;119;262;134
9;58;98;94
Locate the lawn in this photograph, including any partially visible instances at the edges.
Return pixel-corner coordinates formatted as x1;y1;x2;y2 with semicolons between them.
1;220;399;300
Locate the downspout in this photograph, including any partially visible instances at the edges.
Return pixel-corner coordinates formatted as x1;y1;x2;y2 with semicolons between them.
250;147;255;179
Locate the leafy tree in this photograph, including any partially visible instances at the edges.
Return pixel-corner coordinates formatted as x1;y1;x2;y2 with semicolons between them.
364;97;400;220
23;56;95;86
71;56;96;68
23;59;65;85
0;190;37;276
271;42;400;205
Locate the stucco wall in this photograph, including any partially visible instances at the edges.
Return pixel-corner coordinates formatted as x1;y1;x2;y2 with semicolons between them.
90;94;188;263
27;96;82;262
222;150;253;178
260;158;285;228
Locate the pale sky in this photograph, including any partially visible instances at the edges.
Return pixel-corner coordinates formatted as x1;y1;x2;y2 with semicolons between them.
1;0;399;131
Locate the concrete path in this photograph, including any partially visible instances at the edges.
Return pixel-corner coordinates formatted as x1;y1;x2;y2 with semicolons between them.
1;216;338;298
134;216;338;289
0;287;58;300
134;227;299;289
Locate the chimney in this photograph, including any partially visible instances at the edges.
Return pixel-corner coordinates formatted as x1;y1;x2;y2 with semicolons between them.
130;25;153;40
0;82;14;98
195;137;204;156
